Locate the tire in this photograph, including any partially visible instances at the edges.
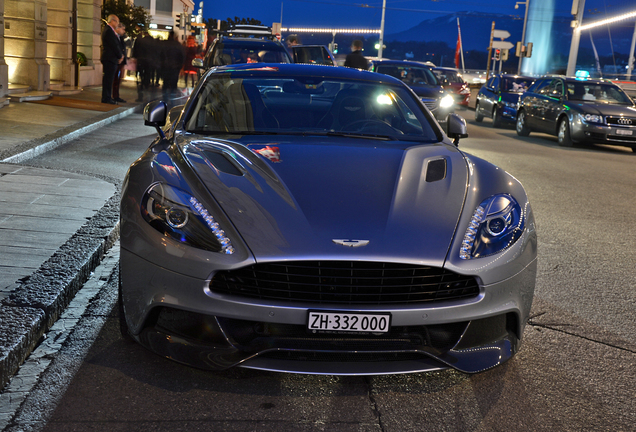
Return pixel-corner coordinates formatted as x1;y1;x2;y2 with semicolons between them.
516;110;531;136
475;102;484;122
492;108;502;128
557;118;574;147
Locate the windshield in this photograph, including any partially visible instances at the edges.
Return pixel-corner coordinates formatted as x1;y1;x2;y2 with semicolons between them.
434;70;465;84
215;41;291;65
376;65;439;86
567;82;632;104
185;75;439;141
503;77;533;93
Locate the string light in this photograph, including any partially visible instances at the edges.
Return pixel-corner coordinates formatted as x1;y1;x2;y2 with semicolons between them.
577;10;636;32
282;27;381;34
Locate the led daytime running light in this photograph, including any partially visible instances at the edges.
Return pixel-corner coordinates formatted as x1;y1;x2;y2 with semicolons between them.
189;197;235;255
460;206;485;260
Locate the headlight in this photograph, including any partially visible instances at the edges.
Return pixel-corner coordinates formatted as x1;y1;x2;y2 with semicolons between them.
460;194;525;259
578;113;604;124
141;183;234;254
501;101;517;108
440;94;455;109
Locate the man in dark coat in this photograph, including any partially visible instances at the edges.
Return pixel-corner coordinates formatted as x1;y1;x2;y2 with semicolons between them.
161;31;185;100
112;22;128;103
344;40;369;70
101;14;124;104
133;31;153;101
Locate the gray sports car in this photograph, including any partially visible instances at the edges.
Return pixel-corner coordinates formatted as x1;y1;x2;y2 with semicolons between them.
120;64;537;375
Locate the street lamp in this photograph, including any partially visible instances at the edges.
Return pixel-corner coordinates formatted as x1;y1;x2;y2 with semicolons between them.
378;0;386;58
515;0;529;75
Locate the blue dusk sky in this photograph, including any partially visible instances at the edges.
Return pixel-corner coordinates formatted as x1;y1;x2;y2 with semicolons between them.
198;0;635;36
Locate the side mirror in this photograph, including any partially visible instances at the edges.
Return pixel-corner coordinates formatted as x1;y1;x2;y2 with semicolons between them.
447;113;468;146
192;58;204;69
144;100;168;139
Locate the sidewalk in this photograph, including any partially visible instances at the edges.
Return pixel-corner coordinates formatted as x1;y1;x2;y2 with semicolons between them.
0;77;168;390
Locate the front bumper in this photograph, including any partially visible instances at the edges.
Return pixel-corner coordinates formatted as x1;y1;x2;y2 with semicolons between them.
498;104;518;122
120;248;537;375
571;120;636;148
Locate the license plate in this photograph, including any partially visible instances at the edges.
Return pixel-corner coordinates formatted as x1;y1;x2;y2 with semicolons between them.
615;129;633;136
308;311;391;334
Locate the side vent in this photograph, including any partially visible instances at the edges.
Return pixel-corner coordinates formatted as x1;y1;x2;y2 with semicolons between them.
426;158;447;182
203;151;243;176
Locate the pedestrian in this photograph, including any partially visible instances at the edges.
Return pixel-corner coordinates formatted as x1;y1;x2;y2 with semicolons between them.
286;34;300;49
112;22;127;103
344;40;369;70
183;35;199;88
133;31;153;101
101;14;124;104
161;31;185;100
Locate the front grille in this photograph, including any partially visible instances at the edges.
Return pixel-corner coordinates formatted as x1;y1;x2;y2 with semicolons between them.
420;99;438;112
606;116;636;126
209;261;480;305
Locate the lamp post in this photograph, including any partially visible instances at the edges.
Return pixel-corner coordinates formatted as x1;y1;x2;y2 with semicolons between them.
566;0;586;76
515;0;529;75
378;0;386;59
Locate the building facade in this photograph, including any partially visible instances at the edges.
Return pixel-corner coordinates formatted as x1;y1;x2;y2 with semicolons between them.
0;0;193;103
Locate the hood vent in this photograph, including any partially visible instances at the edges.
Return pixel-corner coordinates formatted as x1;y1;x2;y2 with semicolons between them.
203;150;243;176
426;158;447;182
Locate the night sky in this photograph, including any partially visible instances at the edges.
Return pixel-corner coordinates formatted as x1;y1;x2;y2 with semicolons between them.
198;0;635;36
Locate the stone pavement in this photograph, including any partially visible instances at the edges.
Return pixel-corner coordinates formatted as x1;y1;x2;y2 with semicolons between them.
0;78;155;391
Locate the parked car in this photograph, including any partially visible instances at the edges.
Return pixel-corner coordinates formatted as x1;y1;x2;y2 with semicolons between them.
475;74;534;127
433;67;471;107
291;45;337;66
193;24;292;70
121;63;537;376
369;59;455;128
516;75;636;150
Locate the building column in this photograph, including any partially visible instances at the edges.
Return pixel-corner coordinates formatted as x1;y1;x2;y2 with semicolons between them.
4;0;50;90
47;0;74;86
0;0;9;101
76;0;101;87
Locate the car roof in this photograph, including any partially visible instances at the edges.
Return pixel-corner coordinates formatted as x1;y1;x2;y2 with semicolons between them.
489;73;533;79
433;67;459;72
371;59;434;68
205;63;403;85
539;75;610;85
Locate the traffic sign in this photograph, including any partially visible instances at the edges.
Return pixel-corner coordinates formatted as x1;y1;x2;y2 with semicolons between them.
492;40;514;50
493;29;511;39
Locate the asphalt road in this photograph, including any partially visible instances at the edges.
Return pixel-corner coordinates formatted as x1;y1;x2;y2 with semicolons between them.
8;112;636;431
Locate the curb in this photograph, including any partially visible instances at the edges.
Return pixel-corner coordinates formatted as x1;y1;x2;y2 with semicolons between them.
0;194;120;390
0;101;142;391
0;105;140;164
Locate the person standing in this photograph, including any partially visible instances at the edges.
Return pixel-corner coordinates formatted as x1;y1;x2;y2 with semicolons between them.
183;35;199;88
132;31;153;101
101;14;124;104
112;22;127;103
161;31;185;100
344;40;369;70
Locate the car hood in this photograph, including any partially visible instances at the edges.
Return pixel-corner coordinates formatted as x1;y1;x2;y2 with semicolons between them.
182;135;469;265
500;92;522;104
409;85;446;99
569;102;636;116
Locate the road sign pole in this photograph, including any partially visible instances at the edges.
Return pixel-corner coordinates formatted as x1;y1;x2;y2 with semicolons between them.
486;21;495;81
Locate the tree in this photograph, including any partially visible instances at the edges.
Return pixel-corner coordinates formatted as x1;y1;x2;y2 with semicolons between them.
102;0;151;39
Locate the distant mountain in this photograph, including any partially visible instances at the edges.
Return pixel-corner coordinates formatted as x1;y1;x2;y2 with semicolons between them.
386;11;634;56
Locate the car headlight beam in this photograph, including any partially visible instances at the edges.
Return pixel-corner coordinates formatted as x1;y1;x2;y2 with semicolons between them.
142;183;235;254
460;194;524;259
440;94;455;109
